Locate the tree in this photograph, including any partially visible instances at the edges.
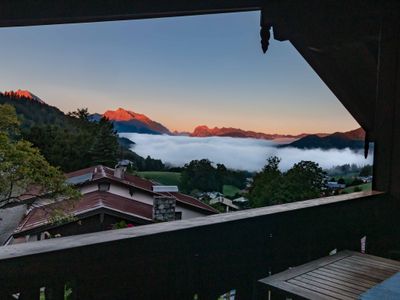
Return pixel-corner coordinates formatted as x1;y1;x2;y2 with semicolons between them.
67;108;90;121
0;103;19;135
0;104;79;208
180;159;222;193
248;157;326;207
23;110;121;171
359;165;373;177
284;160;326;202
89;117;119;167
248;156;285;207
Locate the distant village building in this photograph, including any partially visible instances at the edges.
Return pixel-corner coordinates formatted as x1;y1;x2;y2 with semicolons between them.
326;181;346;190
209;196;239;212
5;164;217;245
232;196;249;204
198;191;224;201
245;177;253;187
358;176;373;183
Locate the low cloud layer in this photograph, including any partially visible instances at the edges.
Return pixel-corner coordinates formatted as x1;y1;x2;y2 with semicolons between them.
120;133;373;172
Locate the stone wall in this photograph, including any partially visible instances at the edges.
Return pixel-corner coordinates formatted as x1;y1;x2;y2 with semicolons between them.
153;196;176;222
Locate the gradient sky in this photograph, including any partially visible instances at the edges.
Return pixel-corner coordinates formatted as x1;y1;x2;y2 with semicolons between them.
0;12;359;135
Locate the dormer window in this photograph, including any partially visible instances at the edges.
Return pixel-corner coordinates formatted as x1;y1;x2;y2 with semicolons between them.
98;182;110;192
175;211;182;220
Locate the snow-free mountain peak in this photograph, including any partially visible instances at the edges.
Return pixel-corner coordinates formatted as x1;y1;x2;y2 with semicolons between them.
3;89;45;104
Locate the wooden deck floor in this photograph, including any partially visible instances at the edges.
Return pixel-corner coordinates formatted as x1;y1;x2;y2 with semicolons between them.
259;251;400;300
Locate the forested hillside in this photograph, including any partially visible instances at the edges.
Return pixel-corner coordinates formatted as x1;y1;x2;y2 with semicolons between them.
0;93;165;172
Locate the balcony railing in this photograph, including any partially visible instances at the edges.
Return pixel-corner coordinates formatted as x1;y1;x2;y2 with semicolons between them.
0;190;397;299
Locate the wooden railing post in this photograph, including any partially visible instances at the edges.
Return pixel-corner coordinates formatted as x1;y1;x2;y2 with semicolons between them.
19;287;40;300
45;283;65;300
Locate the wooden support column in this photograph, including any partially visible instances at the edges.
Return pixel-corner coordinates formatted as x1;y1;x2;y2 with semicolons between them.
19;287;40;300
45;283;65;300
372;14;400;199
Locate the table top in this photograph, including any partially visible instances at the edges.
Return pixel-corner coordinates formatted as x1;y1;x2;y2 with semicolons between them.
259;250;400;300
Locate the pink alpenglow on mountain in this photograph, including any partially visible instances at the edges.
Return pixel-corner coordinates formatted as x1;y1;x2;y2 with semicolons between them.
102;108;170;134
3;89;45;104
104;107;154;124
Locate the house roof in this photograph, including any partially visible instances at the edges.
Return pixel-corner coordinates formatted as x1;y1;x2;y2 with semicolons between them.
14;191;154;235
210;197;239;210
0;205;27;245
166;192;218;213
66;165;218;214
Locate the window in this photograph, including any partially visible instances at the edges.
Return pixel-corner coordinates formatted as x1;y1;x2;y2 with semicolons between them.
175;211;182;220
98;182;110;192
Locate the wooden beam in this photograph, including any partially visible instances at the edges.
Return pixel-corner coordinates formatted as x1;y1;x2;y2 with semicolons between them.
0;0;261;28
290;39;376;132
372;14;400;197
262;0;391;48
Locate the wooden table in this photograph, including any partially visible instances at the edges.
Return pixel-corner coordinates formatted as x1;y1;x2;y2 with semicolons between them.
259;250;400;300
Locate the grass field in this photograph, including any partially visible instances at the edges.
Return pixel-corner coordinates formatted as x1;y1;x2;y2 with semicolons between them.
223;185;241;197
138;171;181;186
342;182;372;193
138;172;241;197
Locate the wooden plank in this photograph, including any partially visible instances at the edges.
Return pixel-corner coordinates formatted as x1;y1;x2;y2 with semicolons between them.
360;272;400;300
352;252;400;267
338;258;399;275
332;260;396;277
288;279;356;300
325;265;387;282
300;273;368;294
269;280;339;300
325;264;387;282
311;269;377;289
345;256;400;271
260;251;353;286
260;251;400;299
331;259;395;278
289;276;360;298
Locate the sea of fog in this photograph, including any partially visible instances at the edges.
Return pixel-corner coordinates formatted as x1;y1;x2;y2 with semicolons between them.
120;133;373;172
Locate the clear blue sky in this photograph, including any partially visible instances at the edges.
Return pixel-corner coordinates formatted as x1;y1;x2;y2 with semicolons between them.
0;11;358;134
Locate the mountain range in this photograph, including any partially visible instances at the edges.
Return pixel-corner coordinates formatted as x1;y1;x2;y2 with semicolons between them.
1;89;366;149
281;128;366;150
191;125;320;140
90;109;335;141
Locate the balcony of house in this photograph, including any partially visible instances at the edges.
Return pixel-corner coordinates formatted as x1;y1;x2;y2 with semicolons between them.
1;1;400;300
0;190;399;299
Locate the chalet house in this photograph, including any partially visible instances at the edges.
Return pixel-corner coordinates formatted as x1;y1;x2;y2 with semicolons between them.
6;164;217;245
